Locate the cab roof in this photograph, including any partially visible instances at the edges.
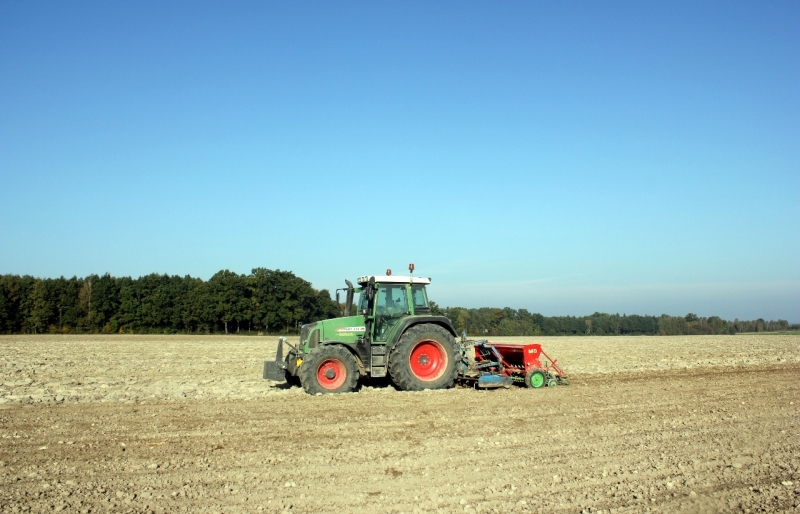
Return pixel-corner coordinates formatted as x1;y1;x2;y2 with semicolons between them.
357;275;431;285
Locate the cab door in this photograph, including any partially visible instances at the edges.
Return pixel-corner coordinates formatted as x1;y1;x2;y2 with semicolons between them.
373;284;409;342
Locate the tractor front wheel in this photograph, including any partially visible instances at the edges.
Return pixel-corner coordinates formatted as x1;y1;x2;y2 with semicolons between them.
285;368;301;387
284;350;301;387
298;345;359;394
388;324;458;391
526;369;546;389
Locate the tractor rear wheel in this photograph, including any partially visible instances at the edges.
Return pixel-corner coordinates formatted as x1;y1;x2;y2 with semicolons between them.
299;345;359;394
388;323;458;391
526;369;545;389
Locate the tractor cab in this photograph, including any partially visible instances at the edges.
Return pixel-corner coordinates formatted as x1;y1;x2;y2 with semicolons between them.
357;275;432;342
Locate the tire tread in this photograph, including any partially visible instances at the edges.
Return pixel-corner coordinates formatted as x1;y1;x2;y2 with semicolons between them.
298;345;359;394
388;323;458;391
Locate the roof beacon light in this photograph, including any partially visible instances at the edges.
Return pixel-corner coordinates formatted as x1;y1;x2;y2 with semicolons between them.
409;263;415;272
386;269;392;276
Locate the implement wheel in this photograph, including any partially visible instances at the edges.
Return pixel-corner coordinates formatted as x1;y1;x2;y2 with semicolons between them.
526;369;545;389
388;323;458;391
298;345;359;394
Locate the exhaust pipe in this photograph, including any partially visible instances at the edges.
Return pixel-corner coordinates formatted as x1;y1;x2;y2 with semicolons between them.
345;280;354;317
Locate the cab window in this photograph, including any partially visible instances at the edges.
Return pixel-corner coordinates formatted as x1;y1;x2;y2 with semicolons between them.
357;290;368;313
411;285;429;311
376;285;408;315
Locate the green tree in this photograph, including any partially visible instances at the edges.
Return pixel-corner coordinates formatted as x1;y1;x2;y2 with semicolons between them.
26;279;55;333
209;270;245;334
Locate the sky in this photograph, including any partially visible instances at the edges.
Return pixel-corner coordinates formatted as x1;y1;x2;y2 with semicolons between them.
1;1;798;321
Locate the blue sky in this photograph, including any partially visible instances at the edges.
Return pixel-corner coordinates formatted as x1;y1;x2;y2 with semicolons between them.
1;1;798;321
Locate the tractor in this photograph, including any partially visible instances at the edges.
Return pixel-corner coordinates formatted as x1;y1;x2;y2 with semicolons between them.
263;265;460;394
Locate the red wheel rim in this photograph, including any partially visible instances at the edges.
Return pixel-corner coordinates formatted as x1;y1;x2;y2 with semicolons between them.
316;358;347;390
409;340;447;381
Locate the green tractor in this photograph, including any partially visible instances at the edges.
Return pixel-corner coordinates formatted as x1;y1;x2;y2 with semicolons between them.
263;266;459;394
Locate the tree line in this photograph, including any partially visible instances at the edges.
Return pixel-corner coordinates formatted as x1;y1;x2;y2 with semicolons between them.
0;270;795;335
430;305;797;336
0;269;339;334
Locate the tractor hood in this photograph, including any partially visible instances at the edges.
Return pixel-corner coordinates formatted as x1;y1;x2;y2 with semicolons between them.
320;315;366;341
300;316;366;351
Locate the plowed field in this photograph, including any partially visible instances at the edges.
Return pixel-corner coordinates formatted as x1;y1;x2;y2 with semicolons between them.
1;334;798;513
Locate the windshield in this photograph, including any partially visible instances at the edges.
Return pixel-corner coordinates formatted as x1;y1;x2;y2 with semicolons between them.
357;290;367;313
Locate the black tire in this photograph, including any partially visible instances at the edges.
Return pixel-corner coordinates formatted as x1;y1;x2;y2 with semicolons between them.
284;369;301;387
388;323;458;391
284;351;301;387
525;369;546;389
298;345;359;395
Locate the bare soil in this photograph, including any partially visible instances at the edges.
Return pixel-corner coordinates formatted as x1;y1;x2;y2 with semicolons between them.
1;334;798;513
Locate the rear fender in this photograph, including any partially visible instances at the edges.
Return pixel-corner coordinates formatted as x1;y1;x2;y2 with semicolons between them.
389;316;457;350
